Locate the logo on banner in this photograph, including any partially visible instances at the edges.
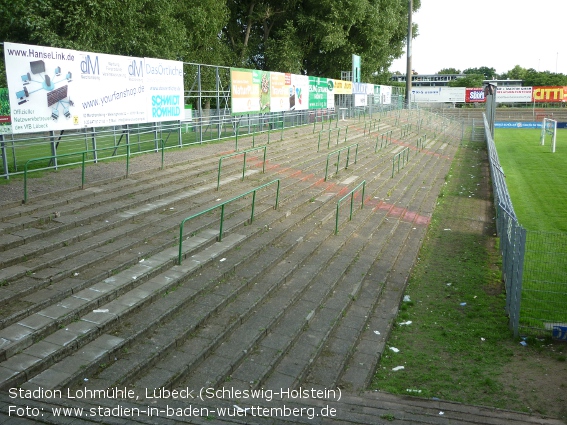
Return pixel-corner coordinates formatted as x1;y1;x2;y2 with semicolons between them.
81;55;99;75
80;55;100;80
128;60;144;78
469;91;484;101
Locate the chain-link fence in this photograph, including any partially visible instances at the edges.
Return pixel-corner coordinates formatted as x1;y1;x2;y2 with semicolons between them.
484;113;567;339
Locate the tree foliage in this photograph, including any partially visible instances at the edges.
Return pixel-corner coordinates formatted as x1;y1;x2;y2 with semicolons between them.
500;66;567;86
222;0;420;82
463;66;496;80
1;0;420;87
447;74;484;88
437;68;460;75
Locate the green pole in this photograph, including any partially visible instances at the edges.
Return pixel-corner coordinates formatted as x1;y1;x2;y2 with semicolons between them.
81;152;86;189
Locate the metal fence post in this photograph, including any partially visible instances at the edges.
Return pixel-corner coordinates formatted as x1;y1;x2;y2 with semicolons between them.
1;135;8;179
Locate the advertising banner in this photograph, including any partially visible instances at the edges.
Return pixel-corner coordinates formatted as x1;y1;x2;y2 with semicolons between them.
230;68;263;114
495;122;541;128
0;88;11;134
379;85;392;105
279;73;309;112
438;87;465;103
308;77;328;110
333;79;352;95
4;42;81;133
231;70;310;114
269;72;289;112
77;51;147;127
353;83;373;107
4;42;185;133
411;87;465;103
532;86;567;103
373;85;381;105
326;79;335;110
411;87;440;103
144;57;185;122
495;86;532;103
290;74;309;111
466;88;485;103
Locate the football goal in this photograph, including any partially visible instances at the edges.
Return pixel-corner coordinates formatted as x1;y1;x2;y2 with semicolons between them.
540;117;557;153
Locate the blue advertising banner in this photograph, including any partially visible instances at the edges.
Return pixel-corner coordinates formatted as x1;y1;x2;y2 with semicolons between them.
495;122;567;128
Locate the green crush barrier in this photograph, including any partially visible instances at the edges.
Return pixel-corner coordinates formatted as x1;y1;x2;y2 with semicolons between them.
324;143;359;181
335;180;366;235
317;128;342;152
391;146;411;178
217;146;267;190
23;140;165;203
178;179;280;265
375;130;393;153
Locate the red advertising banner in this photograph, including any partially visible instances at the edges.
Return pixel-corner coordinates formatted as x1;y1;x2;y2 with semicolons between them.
466;88;485;103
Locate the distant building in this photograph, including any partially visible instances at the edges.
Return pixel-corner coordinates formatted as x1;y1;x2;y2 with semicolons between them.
391;73;523;88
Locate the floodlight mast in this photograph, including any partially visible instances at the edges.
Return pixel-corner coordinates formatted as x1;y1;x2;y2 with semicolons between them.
405;0;413;109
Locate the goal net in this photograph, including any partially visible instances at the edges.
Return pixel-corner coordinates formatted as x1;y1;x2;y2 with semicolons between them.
540;117;557;153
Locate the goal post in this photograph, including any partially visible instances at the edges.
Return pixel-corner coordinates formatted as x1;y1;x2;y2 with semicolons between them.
540;117;557;152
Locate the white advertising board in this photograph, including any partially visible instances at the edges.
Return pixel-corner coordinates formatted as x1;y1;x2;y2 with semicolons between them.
379;85;392;104
144;57;184;122
411;87;465;103
4;42;184;134
495;86;533;103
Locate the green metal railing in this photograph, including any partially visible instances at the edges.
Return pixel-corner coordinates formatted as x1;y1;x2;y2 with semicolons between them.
375;131;393;153
318;128;340;151
400;123;412;138
416;134;427;152
335;180;366;234
217;146;267;190
324;143;358;181
391;147;411;178
312;111;338;133
23;140;165;203
364;119;380;135
178;179;280;264
235;121;284;151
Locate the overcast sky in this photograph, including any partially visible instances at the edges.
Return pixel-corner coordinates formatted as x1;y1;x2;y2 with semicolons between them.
389;0;567;76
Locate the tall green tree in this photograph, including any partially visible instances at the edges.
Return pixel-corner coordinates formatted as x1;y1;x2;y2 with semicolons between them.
1;0;186;58
463;66;496;80
500;65;527;81
447;74;484;88
520;69;567;86
223;0;420;80
437;68;461;74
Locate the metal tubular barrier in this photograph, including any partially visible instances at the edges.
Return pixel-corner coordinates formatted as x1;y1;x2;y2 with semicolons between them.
375;131;393;153
324;143;359;181
335;180;366;234
217;145;267;190
400;123;412;138
23;140;165;203
416;136;425;152
178;179;280;264
364;119;380;135
391;146;411;178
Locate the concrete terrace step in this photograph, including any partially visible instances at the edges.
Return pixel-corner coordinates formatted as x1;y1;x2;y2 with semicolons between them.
0;111;515;425
114;136;449;392
0;230;246;390
0;119;414;316
1;126;408;388
12;180;343;392
7;124;448;392
3;122;364;292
